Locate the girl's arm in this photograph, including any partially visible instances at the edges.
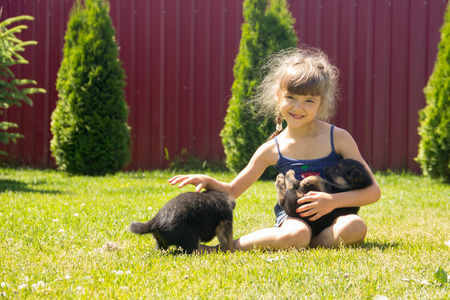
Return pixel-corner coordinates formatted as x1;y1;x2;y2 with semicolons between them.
297;127;381;221
168;140;278;199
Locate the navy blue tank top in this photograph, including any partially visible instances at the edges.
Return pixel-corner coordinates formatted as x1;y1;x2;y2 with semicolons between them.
274;125;343;180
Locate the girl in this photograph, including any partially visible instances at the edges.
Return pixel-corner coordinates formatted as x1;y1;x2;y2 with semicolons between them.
169;47;381;251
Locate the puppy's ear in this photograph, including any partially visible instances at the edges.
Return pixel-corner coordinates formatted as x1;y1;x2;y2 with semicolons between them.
349;169;362;181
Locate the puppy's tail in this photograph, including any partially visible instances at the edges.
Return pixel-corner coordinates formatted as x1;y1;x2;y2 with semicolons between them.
129;220;154;234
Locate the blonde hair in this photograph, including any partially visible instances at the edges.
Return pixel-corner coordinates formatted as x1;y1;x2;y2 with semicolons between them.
252;46;339;133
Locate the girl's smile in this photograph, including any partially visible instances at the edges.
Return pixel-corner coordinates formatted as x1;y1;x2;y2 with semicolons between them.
289;112;305;120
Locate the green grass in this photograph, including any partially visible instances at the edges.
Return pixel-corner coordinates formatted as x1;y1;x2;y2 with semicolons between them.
1;167;449;299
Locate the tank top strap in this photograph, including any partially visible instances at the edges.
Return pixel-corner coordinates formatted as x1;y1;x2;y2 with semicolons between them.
274;136;282;156
330;125;336;153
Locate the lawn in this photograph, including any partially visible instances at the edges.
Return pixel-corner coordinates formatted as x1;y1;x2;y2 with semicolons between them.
0;167;449;299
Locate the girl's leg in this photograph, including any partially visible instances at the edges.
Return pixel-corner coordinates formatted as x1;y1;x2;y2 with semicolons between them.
309;214;367;248
234;217;312;251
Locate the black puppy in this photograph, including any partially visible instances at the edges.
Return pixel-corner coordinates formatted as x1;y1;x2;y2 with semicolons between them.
129;190;235;254
275;159;373;235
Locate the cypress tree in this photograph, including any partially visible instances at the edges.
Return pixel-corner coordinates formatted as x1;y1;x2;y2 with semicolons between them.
220;0;298;177
50;0;130;175
416;2;450;183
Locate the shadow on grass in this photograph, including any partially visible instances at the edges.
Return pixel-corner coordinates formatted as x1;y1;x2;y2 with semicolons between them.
0;179;63;194
360;241;401;251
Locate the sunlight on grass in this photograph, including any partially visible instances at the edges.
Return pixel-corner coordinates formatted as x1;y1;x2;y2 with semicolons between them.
0;167;449;298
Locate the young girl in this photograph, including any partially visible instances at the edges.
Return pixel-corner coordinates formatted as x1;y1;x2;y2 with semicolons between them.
169;47;381;251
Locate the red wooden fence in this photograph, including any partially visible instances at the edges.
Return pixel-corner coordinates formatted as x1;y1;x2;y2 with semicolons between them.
1;0;448;173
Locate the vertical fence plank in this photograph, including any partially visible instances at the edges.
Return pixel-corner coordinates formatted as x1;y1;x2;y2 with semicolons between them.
388;0;409;170
407;1;429;172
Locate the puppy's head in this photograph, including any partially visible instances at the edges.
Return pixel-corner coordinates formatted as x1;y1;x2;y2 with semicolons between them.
324;159;372;189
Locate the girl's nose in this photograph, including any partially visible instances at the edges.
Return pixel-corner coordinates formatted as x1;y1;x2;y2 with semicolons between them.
292;101;304;111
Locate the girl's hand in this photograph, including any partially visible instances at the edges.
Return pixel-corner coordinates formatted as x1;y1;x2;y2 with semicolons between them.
295;192;336;221
168;174;212;193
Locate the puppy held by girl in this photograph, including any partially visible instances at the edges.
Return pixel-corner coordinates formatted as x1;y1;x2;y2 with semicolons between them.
275;159;373;236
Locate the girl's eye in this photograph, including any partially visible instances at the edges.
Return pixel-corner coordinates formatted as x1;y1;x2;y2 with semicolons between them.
286;96;296;101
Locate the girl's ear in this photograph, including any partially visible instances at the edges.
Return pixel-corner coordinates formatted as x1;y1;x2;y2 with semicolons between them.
317;96;326;117
318;96;325;109
275;89;281;103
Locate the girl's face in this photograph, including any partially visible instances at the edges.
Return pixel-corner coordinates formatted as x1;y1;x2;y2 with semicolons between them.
276;90;322;129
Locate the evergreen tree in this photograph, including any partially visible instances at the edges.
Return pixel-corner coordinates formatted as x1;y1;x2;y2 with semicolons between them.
50;0;130;175
220;0;298;177
416;2;450;183
0;15;45;155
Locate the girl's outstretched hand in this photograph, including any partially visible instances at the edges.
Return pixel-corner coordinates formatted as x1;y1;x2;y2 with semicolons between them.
295;192;336;221
168;174;212;193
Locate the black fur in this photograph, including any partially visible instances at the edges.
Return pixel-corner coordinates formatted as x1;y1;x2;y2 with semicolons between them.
276;159;373;235
129;190;235;254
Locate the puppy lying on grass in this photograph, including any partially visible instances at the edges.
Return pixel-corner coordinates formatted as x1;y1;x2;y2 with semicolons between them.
276;159;373;235
129;190;235;254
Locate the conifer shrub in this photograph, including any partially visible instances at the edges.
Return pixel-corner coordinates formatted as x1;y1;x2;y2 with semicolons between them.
0;15;45;155
50;0;130;175
220;0;298;177
416;2;450;183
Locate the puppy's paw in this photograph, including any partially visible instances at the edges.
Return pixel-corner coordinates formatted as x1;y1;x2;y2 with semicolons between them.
276;173;286;189
275;173;288;207
285;170;297;190
300;175;324;192
301;175;320;185
216;220;234;252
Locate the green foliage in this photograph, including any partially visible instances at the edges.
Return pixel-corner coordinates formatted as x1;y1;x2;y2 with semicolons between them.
416;2;450;183
0;14;45;155
434;267;449;284
220;0;298;178
50;0;130;176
